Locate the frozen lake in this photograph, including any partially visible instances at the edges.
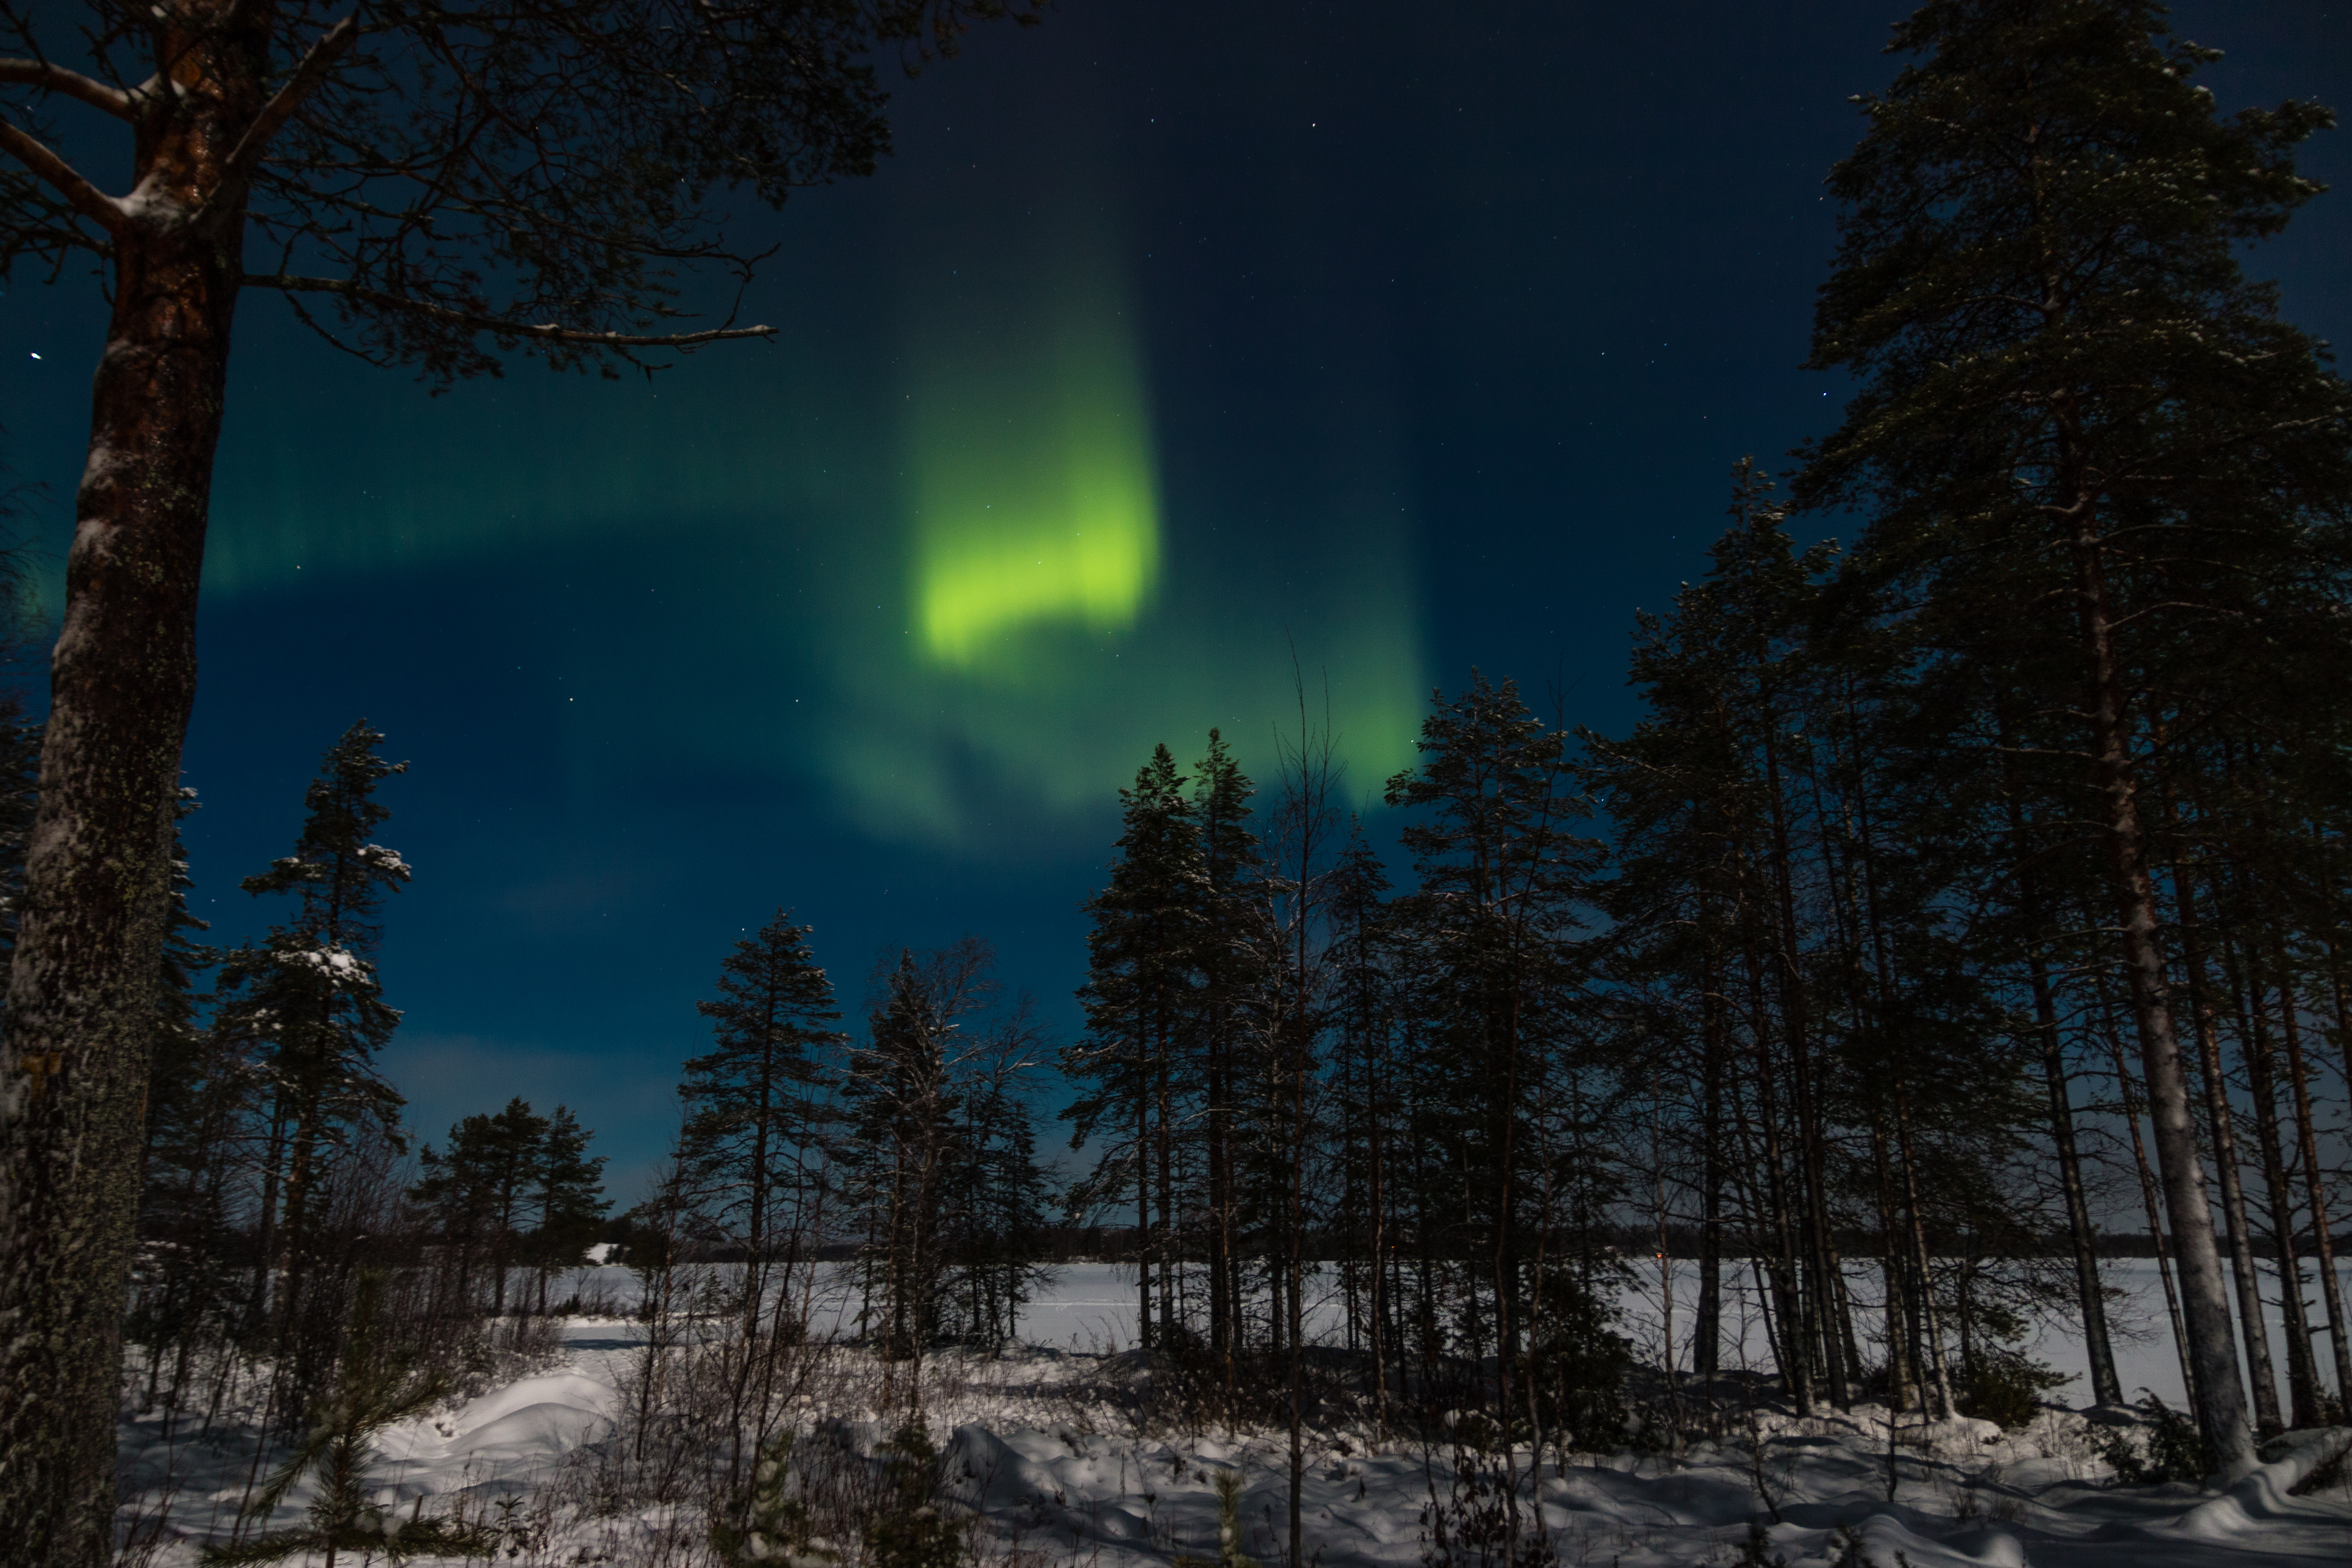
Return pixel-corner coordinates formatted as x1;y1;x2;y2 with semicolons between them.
547;1254;2352;1412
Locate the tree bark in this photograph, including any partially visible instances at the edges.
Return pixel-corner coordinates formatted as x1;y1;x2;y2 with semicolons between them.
2029;956;2122;1406
1;311;219;1539
2236;971;2319;1428
1991;729;2123;1408
2105;1007;2201;1416
1695;971;1725;1389
2168;866;2279;1433
0;11;260;1549
1867;1117;1913;1411
2275;946;2352;1409
1891;1085;1956;1419
1758;721;1846;1409
2068;517;2254;1475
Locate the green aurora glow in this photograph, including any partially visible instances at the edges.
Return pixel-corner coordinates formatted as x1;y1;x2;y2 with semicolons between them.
196;207;1429;851
906;270;1160;665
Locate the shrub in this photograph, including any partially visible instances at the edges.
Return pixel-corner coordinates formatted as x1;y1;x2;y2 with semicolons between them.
1957;1349;2069;1430
863;1419;964;1568
711;1431;834;1568
2092;1395;2209;1485
200;1273;493;1565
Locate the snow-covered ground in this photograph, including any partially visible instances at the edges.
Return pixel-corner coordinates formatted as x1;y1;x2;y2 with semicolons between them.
118;1263;2352;1568
1005;1258;2351;1416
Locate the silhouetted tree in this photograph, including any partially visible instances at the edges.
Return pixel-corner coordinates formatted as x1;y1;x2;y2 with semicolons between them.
0;5;1040;1553
1794;0;2351;1474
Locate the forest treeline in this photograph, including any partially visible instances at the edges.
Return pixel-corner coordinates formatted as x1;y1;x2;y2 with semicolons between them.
0;1;2343;1553
1034;0;2352;1498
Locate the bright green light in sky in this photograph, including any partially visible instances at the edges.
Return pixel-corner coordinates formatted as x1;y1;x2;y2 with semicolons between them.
196;176;1431;857
906;280;1160;665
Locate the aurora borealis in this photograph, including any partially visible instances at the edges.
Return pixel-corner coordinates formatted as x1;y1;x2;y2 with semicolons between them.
906;258;1162;667
3;0;2344;1181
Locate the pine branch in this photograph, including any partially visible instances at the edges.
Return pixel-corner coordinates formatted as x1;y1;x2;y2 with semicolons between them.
0;119;125;234
0;57;132;118
241;273;775;348
212;16;358;201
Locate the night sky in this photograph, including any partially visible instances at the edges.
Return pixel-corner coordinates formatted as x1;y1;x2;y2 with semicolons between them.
2;1;2347;1193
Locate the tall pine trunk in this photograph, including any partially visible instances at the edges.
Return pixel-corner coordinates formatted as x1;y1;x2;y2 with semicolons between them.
1891;1085;1955;1418
2070;514;2254;1472
2028;950;2121;1406
0;48;254;1543
2104;1007;2201;1415
2236;969;2319;1427
1695;976;1725;1390
1758;721;1846;1409
1993;724;2122;1406
1867;1118;1913;1411
2167;863;2278;1433
2276;951;2352;1407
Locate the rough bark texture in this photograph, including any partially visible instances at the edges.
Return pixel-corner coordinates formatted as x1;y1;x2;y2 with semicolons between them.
0;12;260;1560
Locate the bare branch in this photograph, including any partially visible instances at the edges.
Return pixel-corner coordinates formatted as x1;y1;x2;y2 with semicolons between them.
212;15;359;200
0;119;125;236
242;273;776;349
0;57;133;119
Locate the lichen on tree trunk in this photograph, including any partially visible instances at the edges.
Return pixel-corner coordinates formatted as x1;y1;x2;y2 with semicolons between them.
0;17;252;1558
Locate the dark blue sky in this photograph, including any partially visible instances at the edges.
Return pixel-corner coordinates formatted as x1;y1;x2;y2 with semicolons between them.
3;1;2346;1194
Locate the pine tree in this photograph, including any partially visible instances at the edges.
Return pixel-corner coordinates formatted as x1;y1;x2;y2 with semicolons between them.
1794;0;2352;1473
1385;672;1610;1467
1191;729;1265;1376
410;1099;550;1317
215;722;411;1355
679;911;841;1337
1063;744;1205;1349
526;1106;611;1311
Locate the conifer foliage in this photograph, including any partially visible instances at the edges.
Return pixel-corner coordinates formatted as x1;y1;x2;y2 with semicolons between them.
410;1099;609;1318
679;911;845;1334
212;723;412;1363
842;939;1049;1363
1794;0;2352;1475
15;6;2352;1559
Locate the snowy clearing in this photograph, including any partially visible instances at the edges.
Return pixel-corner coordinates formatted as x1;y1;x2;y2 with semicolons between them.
118;1266;2352;1568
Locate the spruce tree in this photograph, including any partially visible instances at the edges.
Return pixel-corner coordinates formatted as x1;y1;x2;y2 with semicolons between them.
845;946;975;1364
842;939;1048;1363
1795;0;2352;1473
946;1066;1049;1350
